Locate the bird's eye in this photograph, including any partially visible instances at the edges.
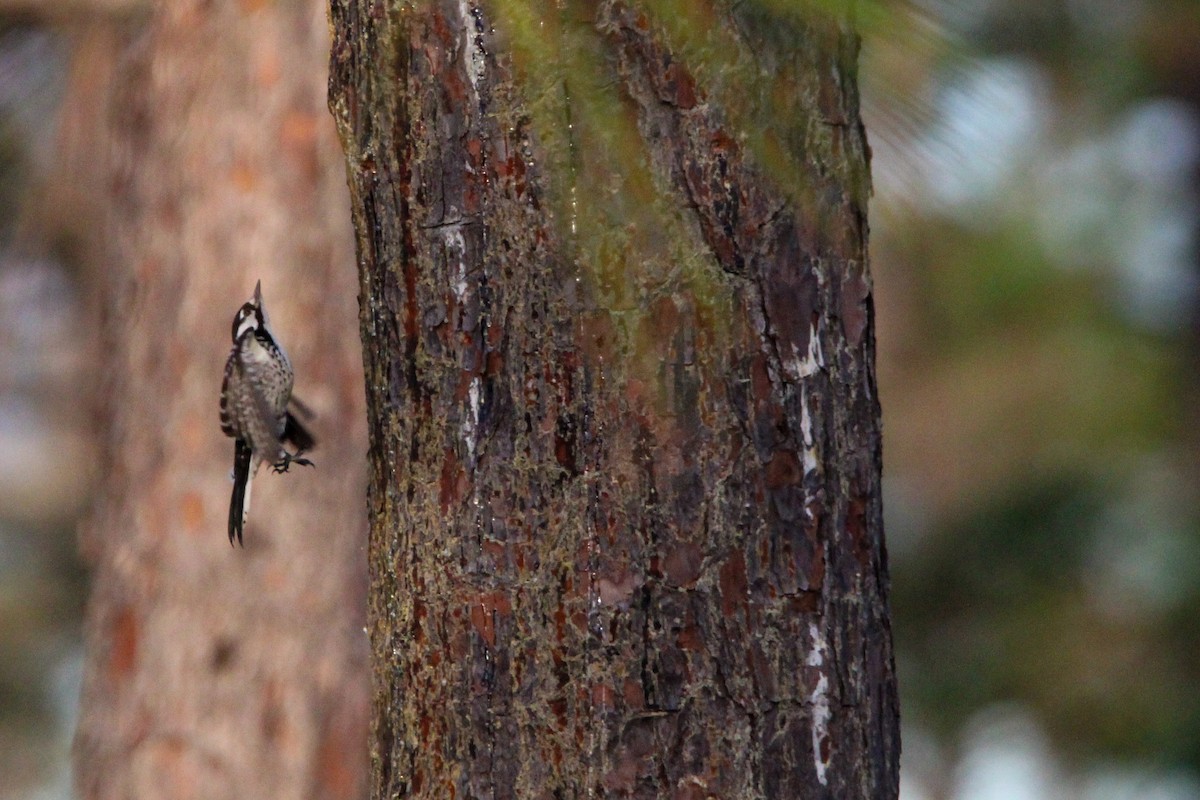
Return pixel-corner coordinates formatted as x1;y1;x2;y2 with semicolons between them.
231;304;258;342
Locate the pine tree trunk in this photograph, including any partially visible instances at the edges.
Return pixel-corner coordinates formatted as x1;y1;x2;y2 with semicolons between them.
72;3;369;798
328;1;897;797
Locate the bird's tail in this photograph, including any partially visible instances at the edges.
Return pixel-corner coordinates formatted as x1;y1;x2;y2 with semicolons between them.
229;439;253;546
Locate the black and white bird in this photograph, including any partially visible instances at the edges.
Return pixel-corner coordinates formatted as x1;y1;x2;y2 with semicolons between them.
219;280;315;546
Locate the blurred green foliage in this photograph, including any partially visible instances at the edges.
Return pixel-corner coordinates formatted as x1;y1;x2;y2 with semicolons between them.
865;0;1200;783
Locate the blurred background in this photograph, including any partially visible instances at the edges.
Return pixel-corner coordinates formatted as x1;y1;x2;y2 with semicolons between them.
0;0;1197;798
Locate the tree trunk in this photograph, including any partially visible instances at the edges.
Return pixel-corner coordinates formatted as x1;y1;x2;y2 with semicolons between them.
72;2;369;798
328;1;897;798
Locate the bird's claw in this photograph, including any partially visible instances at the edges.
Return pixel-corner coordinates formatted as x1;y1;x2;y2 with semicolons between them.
272;450;315;474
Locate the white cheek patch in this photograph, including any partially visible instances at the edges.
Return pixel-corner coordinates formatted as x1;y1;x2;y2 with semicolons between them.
236;315;258;340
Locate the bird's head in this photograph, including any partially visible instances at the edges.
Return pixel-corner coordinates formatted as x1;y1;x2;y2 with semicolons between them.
231;280;271;343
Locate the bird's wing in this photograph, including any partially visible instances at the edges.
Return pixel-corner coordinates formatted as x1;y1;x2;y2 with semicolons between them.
288;394;316;421
219;349;239;438
282;410;317;453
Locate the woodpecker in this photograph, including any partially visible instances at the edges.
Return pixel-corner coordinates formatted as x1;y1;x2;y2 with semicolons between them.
219;280;315;546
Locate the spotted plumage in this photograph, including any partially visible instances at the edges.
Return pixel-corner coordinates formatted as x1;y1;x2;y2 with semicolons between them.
219;281;315;545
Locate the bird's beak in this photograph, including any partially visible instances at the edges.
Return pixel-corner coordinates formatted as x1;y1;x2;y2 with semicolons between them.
253;280;263;307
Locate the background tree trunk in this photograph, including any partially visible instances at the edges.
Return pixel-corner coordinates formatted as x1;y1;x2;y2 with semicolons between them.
329;0;897;798
71;2;369;798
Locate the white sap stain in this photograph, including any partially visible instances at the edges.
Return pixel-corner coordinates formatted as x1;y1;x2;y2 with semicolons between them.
445;226;468;307
458;0;486;99
799;391;819;479
438;225;480;464
806;621;832;786
462;376;481;465
785;322;824;381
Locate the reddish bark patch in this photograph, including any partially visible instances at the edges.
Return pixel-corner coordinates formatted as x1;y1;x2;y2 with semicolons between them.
481;540;506;564
750;352;773;401
765;449;801;488
550;697;568;730
280;110;318;151
315;717;360;800
806;534;826;594
469;605;494;647
178;411;206;452
553;604;567;643
454;368;475;402
462;173;481;215
663;60;698;109
485;349;504;376
840;262;869;347
677;620;703;652
597;567;636;607
663;541;703;587
673;780;707;800
791;590;821;614
718;551;747;618
847;491;871;567
591;682;616;709
107;605;138;682
412;598;427;645
623;678;646;710
180;491;205;535
647;295;681;341
230;161;258;192
468;591;512;648
439;447;464;512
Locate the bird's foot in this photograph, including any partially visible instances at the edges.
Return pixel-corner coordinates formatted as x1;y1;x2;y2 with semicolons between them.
271;450;315;474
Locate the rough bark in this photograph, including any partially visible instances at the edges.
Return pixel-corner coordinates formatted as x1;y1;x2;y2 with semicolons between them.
329;1;896;798
72;2;369;798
